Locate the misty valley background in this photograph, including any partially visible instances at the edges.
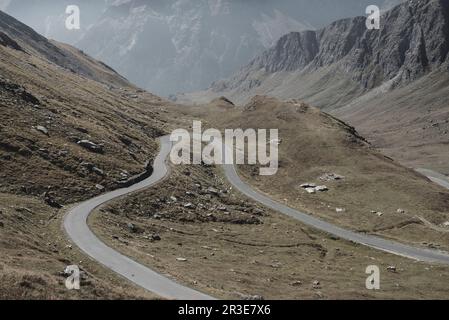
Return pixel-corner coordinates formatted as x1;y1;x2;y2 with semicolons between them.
0;0;403;96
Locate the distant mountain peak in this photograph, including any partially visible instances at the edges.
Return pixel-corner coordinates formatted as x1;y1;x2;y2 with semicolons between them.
210;0;449;95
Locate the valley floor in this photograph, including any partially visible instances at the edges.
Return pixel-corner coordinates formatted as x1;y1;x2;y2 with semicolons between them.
89;164;449;299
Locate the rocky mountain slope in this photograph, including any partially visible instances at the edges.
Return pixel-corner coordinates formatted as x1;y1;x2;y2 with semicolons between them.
0;10;131;87
183;0;449;172
0;9;175;298
143;94;449;299
0;8;175;205
2;0;403;96
209;96;449;249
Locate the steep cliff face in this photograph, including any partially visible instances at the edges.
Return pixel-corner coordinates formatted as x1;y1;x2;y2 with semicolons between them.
184;0;449;172
2;0;403;96
211;0;449;95
253;31;320;73
74;0;315;96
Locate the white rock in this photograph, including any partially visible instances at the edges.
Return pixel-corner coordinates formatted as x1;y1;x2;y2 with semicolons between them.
305;188;316;194
371;210;383;216
387;266;397;273
319;173;345;181
35;125;48;135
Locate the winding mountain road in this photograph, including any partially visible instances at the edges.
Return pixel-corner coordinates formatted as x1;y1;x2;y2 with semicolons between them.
416;168;449;190
64;135;449;300
64;136;213;300
223;163;449;265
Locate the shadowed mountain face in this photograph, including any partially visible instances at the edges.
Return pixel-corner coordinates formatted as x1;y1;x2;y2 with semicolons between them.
2;0;402;96
0;9;172;205
0;10;129;87
0;9;176;299
185;0;449;172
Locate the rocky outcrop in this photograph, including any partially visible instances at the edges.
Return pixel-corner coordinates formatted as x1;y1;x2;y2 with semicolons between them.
0;77;40;105
0;31;23;52
212;0;449;93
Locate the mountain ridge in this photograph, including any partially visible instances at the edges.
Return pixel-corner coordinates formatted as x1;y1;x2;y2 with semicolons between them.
207;0;449;97
2;0;404;96
179;0;449;172
0;10;130;87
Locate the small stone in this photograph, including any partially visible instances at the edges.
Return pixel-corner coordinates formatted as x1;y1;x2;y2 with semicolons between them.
151;234;161;241
127;223;137;233
95;184;105;191
290;281;302;287
312;280;321;289
319;173;345;182
387;266;397;273
300;183;316;188
315;186;328;192
170;196;177;202
176;257;187;262
92;167;104;176
77;140;104;153
44;193;63;209
397;209;406;214
35;125;48;135
305;187;316;194
336;208;345;213
234;292;264;300
207;187;220;195
252;208;264;215
184;203;196;209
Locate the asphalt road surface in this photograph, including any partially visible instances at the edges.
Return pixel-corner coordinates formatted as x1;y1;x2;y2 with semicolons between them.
416;168;449;190
64;136;449;299
64;136;213;300
223;163;449;264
